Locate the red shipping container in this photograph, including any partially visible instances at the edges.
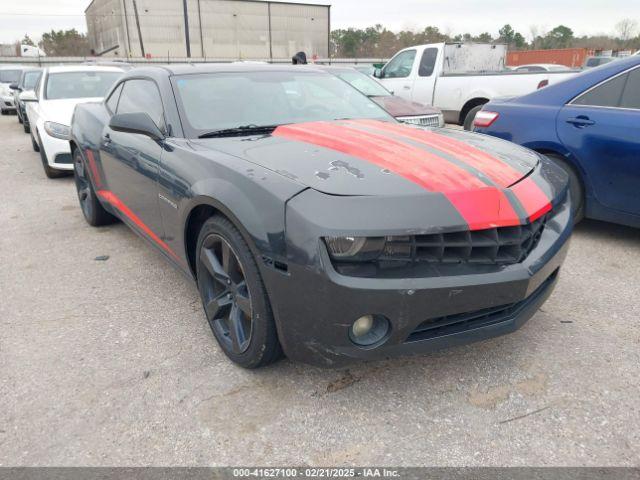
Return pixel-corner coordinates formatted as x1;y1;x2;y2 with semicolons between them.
507;48;594;68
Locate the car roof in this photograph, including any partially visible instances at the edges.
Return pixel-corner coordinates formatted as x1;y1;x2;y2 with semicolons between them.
0;65;26;70
132;63;328;76
515;54;640;105
45;65;126;74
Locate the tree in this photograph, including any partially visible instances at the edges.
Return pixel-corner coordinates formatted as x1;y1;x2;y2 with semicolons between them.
39;29;90;56
475;32;493;43
615;18;638;45
498;24;516;44
21;34;36;47
543;25;574;49
498;24;527;49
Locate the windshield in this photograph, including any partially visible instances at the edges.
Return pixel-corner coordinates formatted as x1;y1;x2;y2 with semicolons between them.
23;71;41;90
45;71;122;100
173;70;394;136
333;69;390;97
0;70;21;83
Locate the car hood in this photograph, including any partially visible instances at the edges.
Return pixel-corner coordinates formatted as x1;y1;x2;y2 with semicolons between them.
370;95;441;117
41;98;103;125
191;119;541;199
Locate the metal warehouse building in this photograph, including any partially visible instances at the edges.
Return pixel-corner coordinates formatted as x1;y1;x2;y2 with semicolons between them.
85;0;330;60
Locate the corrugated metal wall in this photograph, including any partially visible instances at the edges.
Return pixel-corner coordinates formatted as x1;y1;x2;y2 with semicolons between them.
85;0;329;60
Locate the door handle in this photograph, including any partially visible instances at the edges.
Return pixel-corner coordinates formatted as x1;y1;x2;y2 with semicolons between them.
402;85;411;90
566;116;595;128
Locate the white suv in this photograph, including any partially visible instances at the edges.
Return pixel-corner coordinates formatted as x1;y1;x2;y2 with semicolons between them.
26;65;125;178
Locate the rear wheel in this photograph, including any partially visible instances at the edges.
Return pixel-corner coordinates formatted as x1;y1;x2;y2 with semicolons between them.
463;105;485;131
73;148;116;226
17;113;23;124
196;216;282;368
545;153;584;223
23;122;30;134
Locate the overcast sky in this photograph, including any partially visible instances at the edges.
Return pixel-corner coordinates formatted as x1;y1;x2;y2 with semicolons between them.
0;0;638;43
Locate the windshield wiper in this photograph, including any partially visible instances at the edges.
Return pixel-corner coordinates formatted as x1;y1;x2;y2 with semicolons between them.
198;124;282;138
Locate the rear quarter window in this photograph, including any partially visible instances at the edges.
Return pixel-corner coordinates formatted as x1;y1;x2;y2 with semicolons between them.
620;68;640;109
573;73;627;108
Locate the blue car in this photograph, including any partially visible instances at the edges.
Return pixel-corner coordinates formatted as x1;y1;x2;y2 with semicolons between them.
474;56;640;228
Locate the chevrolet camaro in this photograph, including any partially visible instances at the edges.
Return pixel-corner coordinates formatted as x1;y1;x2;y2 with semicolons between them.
70;64;572;368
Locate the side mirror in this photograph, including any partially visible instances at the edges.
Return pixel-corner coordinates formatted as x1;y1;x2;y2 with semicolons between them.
109;112;164;141
19;90;37;102
9;83;20;91
373;68;383;79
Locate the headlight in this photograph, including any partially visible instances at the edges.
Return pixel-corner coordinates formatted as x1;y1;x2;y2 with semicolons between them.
44;121;71;140
324;236;386;261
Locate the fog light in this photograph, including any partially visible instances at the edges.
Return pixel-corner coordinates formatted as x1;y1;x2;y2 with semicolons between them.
349;314;390;346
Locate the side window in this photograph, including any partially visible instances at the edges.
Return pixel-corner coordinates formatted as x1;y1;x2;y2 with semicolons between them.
117;79;165;130
573;73;627;108
419;48;438;77
383;50;416;79
620;68;640;110
105;83;123;114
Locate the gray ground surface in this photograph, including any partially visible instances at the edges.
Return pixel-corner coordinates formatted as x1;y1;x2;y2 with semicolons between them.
1;113;639;466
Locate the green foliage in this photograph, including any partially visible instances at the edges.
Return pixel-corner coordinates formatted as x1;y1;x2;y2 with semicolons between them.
21;34;36;47
331;20;640;58
39;29;90;56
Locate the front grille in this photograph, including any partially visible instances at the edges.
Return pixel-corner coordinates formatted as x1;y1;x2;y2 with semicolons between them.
54;153;73;164
406;268;558;343
399;114;442;127
379;214;548;266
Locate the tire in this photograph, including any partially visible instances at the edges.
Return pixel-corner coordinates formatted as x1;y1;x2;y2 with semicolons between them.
23;122;30;134
73;148;116;226
31;133;39;151
37;133;67;179
463;105;485;131
196;215;282;368
18;114;23;124
0;110;6;116
545;153;584;224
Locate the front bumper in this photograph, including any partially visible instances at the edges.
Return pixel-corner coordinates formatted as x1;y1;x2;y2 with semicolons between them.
263;190;572;368
1;95;16;112
38;126;73;171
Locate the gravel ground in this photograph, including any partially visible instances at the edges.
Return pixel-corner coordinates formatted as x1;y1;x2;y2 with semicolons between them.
0;113;639;467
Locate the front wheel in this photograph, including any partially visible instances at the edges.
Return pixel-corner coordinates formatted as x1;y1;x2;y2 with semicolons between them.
196;216;282;368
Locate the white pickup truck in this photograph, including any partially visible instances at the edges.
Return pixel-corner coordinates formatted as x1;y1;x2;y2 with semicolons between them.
375;43;578;129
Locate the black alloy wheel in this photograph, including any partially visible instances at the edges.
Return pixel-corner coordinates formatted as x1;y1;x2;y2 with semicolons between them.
200;234;254;355
196;216;282;368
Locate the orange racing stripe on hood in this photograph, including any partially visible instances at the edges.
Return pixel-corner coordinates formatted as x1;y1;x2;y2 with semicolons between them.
273;121;522;230
345;119;552;222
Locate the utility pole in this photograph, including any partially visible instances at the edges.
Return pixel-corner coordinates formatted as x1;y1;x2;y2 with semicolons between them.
183;0;191;58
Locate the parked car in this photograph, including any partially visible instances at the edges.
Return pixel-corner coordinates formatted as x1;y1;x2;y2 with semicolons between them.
319;66;444;127
474;55;640;228
0;65;26;115
25;65;125;178
376;43;577;129
513;64;572;72
9;67;41;131
70;64;571;368
583;56;616;69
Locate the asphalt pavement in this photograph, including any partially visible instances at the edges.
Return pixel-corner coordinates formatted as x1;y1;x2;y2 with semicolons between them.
0;113;638;466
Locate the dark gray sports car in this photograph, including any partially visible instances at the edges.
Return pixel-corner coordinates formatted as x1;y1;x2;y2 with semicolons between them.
70;64;572;368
